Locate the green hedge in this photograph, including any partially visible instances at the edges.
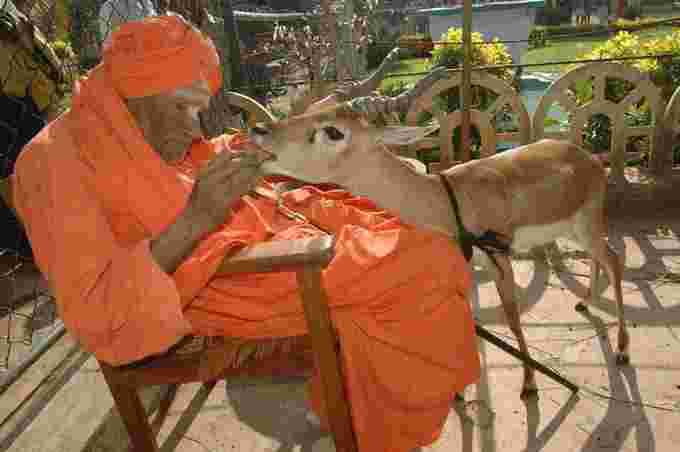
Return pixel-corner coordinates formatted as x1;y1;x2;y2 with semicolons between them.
396;33;433;59
531;15;679;40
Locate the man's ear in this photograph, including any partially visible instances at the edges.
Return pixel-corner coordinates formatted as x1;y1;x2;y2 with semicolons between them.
377;125;440;146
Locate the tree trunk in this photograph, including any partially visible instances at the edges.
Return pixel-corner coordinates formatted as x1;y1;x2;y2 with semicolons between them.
12;0;34;14
197;0;243;137
617;0;625;18
222;0;241;93
163;0;205;27
71;0;105;69
315;0;335;97
335;0;352;83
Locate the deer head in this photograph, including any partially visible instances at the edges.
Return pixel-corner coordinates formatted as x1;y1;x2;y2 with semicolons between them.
252;48;448;183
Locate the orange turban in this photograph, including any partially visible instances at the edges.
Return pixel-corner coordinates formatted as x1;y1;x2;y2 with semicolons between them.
101;14;222;99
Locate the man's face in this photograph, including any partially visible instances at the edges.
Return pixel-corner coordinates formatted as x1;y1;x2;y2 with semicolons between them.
126;80;212;163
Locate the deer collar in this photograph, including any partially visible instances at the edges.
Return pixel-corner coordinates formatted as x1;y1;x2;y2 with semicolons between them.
438;173;511;267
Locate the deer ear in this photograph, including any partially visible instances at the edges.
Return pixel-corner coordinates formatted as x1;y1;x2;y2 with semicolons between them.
377;125;440;146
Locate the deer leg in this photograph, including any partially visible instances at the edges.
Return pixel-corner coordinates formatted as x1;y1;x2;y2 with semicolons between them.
573;210;629;365
576;258;600;313
492;253;537;399
593;241;629;365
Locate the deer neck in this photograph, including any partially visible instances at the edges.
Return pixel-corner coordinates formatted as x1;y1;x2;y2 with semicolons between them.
331;144;460;238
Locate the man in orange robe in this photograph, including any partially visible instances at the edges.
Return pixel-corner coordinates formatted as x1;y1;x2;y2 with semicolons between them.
12;14;480;452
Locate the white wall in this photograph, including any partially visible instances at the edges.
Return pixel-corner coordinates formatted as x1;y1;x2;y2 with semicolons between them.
427;5;540;64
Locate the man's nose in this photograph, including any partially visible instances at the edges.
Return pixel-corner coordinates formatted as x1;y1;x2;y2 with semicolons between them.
188;113;203;138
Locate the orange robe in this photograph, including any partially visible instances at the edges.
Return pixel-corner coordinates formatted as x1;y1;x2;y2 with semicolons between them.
14;121;480;452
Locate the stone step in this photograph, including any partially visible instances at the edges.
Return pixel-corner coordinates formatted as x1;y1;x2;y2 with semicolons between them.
0;331;165;452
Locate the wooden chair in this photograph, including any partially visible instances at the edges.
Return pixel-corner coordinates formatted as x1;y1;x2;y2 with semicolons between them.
99;235;358;452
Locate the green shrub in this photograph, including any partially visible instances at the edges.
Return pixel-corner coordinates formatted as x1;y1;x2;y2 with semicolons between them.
583;113;611;154
534;16;666;40
580;110;652;158
422;28;514;160
546;23;607;36
375;79;416;124
535;5;571;26
366;41;397;70
568;31;680;156
428;27;513;116
50;40;71;59
572;30;680;99
396;33;434;59
236;20;275;39
429;28;512;81
379;78;411;98
623;5;642;21
528;27;548;49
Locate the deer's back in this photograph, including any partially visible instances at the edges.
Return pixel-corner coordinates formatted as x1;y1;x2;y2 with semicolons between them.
444;139;607;229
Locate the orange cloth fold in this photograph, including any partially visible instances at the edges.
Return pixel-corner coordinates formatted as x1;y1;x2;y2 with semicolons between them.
101;14;222;98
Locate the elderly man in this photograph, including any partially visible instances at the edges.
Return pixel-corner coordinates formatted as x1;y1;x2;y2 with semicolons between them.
12;14;480;452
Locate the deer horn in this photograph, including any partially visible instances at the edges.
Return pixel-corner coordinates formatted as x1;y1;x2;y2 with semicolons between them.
347;66;450;117
290;47;402;116
333;47;402;101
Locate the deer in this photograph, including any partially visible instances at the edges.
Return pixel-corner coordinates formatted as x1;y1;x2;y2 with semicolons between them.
247;48;628;399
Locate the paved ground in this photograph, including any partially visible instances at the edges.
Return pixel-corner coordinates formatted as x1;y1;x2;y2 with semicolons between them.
2;213;680;452
74;214;680;452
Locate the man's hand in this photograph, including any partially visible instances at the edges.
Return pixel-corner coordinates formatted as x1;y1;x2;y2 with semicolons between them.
150;149;271;275
185;150;265;229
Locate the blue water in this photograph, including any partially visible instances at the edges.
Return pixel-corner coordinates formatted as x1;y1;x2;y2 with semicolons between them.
497;73;563;151
519;73;562;118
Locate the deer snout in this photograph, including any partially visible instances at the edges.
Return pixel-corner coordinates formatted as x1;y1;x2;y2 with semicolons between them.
248;125;272;149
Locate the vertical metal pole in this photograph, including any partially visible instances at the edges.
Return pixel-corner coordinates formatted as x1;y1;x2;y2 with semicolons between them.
460;0;472;162
223;0;242;92
617;0;625;19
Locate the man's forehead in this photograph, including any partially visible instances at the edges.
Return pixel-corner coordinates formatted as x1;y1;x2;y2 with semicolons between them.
168;80;212;104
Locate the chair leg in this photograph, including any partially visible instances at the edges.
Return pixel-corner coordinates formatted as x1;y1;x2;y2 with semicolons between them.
101;366;158;451
151;384;180;438
296;266;358;452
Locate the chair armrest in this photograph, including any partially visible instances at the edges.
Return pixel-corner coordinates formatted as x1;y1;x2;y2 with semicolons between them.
216;235;335;274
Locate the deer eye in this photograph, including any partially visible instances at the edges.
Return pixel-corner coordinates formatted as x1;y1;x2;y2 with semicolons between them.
323;126;344;141
251;126;269;135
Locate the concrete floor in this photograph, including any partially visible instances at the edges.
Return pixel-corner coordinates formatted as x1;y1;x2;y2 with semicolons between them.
3;214;680;452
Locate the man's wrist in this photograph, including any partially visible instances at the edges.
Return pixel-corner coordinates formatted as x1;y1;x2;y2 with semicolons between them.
150;207;217;274
180;203;225;233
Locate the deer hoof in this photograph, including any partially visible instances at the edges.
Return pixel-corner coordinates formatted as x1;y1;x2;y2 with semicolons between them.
575;302;589;313
520;387;539;400
615;352;630;366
